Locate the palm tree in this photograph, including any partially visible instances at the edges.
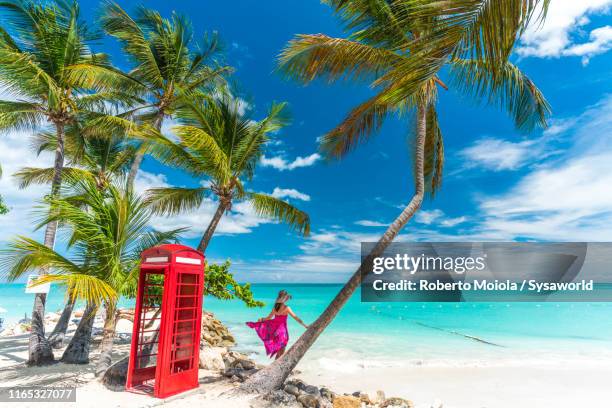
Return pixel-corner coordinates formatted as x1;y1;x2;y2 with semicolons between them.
242;0;551;392
16;129;136;192
0;163;8;214
145;95;310;252
0;0;139;365
14;128;136;348
100;1;231;188
0;179;185;365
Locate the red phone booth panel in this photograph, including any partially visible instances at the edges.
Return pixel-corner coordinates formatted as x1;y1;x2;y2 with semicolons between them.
126;244;205;398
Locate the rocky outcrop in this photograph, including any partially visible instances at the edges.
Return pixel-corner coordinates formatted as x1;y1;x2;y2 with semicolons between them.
201;311;235;347
254;377;413;408
199;346;226;371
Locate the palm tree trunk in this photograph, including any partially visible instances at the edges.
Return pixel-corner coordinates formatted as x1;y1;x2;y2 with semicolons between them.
240;104;428;394
47;298;75;349
95;302;118;377
126;145;146;188
197;200;228;253
61;303;97;364
28;122;66;366
126;113;165;189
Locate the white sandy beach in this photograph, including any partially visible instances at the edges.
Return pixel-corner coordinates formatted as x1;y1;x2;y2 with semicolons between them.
2;315;612;408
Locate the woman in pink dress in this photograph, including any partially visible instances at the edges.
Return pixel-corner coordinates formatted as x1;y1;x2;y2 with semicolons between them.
246;290;309;359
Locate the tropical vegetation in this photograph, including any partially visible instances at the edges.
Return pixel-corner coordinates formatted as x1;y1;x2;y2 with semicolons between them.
0;0;554;395
145;94;310;252
0;0;141;365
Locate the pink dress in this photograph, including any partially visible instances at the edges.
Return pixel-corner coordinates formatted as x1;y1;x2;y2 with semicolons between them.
246;314;289;357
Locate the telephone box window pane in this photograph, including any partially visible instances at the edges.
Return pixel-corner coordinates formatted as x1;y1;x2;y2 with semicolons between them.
135;271;164;370
179;274;197;284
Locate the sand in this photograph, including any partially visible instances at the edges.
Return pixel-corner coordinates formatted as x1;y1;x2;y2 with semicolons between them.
2;320;612;408
297;364;612;408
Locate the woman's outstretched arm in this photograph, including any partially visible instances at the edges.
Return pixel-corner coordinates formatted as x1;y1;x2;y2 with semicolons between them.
286;307;308;328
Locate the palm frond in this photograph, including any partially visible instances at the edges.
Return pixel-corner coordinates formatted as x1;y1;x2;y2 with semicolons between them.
0;100;45;132
422;104;444;197
278;34;401;84
34;273;117;307
13;166;94;189
0;236;84;282
247;192;310;236
320;92;392;159
144;186;208;215
448;58;551;130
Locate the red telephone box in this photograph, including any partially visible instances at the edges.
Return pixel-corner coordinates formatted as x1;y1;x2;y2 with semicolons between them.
126;244;205;398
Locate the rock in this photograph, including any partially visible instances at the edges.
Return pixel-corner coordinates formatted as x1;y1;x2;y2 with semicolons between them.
320;387;334;401
238;357;255;370
332;395;360;408
287;378;307;391
284;384;301;397
357;392;372;405
375;390;386;404
201;311;235;347
101;356;129;392
298;394;319;408
199;346;226;371
381;397;414;408
319;398;333;408
262;390;298;406
303;385;320;397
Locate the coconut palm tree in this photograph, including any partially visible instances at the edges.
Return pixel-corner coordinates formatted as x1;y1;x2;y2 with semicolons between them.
0;163;8;214
15;129;136;192
13;127;136;348
100;1;231;188
145;95;310;252
0;179;185;364
0;0;140;365
242;0;551;392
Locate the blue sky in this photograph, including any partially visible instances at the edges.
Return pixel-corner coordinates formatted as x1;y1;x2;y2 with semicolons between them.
1;1;612;283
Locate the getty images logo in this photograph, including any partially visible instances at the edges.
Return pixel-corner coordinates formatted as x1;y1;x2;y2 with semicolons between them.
372;253;487;275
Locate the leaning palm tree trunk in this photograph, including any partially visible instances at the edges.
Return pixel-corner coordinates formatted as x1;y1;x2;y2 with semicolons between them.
241;105;428;393
95;303;118;377
48;298;75;349
197;200;228;253
126;145;146;189
61;303;97;364
28;123;65;366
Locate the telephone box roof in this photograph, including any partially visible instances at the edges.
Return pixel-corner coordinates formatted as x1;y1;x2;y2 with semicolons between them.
141;244;204;261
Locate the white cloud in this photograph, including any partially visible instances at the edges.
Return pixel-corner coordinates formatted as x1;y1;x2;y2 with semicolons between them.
415;209;444;225
260;153;321;171
564;25;612;65
354;220;387;227
459;137;541;171
440;216;468;228
477;152;612;240
471;95;612;240
415;209;467;228
0;130;52;243
517;1;612;63
271;187;311;201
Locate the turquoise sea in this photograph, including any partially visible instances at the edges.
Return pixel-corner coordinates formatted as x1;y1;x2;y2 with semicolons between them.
2;283;612;371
